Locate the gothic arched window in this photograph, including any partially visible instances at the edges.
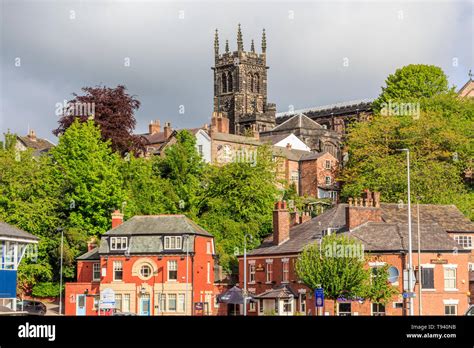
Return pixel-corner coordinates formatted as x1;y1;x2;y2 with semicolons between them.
222;73;227;93
227;72;233;92
248;73;253;92
254;73;259;93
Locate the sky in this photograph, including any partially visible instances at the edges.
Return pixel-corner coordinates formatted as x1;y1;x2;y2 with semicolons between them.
0;0;472;143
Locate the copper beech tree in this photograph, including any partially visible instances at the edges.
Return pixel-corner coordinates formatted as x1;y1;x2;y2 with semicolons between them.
53;85;144;156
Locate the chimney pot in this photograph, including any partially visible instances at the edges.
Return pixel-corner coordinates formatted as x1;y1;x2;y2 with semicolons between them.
149;120;161;134
111;210;124;229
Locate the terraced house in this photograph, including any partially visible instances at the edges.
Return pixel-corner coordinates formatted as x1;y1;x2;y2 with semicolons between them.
65;211;222;316
239;191;473;316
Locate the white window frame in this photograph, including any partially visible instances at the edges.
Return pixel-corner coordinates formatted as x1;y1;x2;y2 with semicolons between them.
178;293;185;312
168;260;178;281
249;301;256;312
248;263;256;284
468;263;474;272
164;236;182;250
92;263;101;281
123;294;130;313
444;304;457;316
266;261;273;283
325;159;331;170
115;294;122;311
454;235;472;249
299;293;306;314
443;265;457;291
207;261;211;284
113;261;123;281
168;294;177;312
325;176;331;186
110;237;127;251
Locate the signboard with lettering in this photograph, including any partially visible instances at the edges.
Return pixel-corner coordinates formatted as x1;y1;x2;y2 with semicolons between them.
100;288;115;309
430;259;448;264
255;264;265;272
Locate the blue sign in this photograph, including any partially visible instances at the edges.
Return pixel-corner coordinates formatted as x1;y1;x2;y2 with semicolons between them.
0;270;17;298
315;288;324;308
402;292;416;299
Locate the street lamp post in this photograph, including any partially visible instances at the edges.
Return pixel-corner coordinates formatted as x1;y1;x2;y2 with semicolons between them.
243;233;252;316
399;149;414;316
58;227;64;316
417;202;422;315
184;234;189;316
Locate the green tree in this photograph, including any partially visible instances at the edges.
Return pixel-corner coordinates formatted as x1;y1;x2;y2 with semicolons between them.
51;119;125;236
156;130;204;216
295;234;369;315
372;64;452;112
363;264;399;306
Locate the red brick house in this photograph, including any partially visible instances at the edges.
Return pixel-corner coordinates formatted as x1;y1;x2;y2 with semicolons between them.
65;211;224;316
238;192;472;316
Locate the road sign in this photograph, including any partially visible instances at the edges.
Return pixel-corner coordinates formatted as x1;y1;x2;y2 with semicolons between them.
402;292;416;299
315;288;324;308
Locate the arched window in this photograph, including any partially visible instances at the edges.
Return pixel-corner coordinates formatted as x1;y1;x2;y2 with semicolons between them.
227;72;233;92
254;73;259;93
222;73;227;93
248;73;253;92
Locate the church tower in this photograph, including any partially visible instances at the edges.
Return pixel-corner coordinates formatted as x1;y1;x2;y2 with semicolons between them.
212;25;276;135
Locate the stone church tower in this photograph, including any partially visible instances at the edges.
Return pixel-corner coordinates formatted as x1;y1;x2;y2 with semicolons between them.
212;25;276;135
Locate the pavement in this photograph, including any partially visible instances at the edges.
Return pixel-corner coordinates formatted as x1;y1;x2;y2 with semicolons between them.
44;300;61;316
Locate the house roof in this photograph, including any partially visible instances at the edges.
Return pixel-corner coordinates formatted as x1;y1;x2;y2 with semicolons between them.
211;132;262;146
17;135;55;152
260;133;293;145
0;222;39;242
254;285;298;299
247;202;473;256
76;247;100;260
271;146;311;161
140;132;169;145
271;113;323;132
104;215;213;237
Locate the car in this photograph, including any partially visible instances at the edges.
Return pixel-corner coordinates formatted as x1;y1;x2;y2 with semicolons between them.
466;305;474;316
112;309;137;316
16;300;47;316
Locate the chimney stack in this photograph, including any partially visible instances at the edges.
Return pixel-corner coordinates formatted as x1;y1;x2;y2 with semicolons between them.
273;201;290;245
164;122;172;138
299;211;311;224
149;120;161;134
211;112;229;134
87;238;97;252
111;210;124;229
346;190;382;230
289;207;298;227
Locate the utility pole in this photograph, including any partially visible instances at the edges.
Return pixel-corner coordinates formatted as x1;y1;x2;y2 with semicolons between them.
243;234;252;316
417;202;422;315
58;228;64;316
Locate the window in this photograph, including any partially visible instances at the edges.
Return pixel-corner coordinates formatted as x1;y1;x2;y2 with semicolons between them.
228;73;233;92
259;299;264;314
444;267;457;290
110;237;127;251
266;262;273;283
206;241;211;254
198;145;203;157
469;263;474;272
445;305;457;316
282;299;292;313
372;303;386;316
222;73;227;93
299;293;306;314
168;294;177;311
160;294;166;312
291;171;299;185
249;301;256;312
164;236;182;250
93;263;101;281
325;176;331;186
168;260;178;281
178;294;185;312
115;294;122;311
282;260;289;283
113;261;123;281
338;303;351;316
93;296;99;310
454;235;472;249
123;294;130;313
140;265;152;279
325;160;331;170
421;267;434;289
248;263;256;283
207;262;211;284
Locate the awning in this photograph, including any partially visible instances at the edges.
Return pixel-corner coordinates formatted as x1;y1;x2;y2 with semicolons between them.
217;286;256;304
254;285;298;299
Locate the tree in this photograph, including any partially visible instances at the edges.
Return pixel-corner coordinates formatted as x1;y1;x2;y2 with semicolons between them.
156;130;205;216
295;234;369;315
198;145;278;271
364;264;399;306
372;64;452;112
341;92;474;219
51;119;125;236
53;85;144;156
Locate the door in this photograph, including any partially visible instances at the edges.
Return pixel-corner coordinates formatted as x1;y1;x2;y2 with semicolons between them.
76;295;86;316
140;295;150;316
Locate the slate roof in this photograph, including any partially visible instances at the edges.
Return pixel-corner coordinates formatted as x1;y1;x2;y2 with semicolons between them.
140;132;168;145
300;151;326;161
17;135;55;152
247;203;473;256
341;222;464;252
271;146;311;161
254;285;298;299
276;98;374;119
271;113;323;132
0;222;39;242
211;132;262;146
104;215;212;237
76;247;100;260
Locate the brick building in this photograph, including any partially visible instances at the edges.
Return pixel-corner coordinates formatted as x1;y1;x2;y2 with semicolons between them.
238;192;472;316
65;211;225;316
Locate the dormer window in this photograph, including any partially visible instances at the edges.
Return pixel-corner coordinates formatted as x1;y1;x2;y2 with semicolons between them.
164;236;182;250
110;236;128;251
